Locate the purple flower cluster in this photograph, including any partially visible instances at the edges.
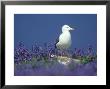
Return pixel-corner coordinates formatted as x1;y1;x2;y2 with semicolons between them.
14;41;32;63
14;41;97;76
72;46;96;60
15;41;96;63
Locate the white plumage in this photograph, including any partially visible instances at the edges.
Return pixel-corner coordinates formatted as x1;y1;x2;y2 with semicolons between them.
56;25;74;50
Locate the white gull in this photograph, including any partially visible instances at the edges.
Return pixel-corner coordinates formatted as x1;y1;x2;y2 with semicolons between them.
56;25;74;50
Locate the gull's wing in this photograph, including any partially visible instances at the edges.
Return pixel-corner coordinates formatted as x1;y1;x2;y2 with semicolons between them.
55;33;64;49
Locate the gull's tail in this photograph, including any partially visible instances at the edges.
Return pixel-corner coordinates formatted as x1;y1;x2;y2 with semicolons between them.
54;37;59;49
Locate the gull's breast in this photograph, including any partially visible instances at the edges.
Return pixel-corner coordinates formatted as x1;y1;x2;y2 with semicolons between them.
56;32;72;50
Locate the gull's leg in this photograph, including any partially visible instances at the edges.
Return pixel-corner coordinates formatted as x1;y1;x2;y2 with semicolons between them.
66;49;69;58
62;49;66;57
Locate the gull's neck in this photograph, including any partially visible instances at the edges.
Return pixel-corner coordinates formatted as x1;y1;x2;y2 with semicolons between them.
62;30;70;34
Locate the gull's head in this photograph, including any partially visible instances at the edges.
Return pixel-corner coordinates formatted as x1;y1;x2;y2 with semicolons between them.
62;25;74;32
